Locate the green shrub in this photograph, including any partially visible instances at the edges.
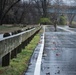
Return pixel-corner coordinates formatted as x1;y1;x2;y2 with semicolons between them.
59;15;66;25
39;17;51;25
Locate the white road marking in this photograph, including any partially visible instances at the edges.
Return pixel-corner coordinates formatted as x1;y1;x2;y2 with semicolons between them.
57;26;75;33
34;26;45;75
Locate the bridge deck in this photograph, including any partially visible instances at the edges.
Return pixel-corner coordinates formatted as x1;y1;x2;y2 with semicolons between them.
48;8;76;14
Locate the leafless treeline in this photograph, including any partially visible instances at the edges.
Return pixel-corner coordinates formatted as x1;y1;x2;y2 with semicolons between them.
0;0;49;25
0;0;76;25
0;0;40;25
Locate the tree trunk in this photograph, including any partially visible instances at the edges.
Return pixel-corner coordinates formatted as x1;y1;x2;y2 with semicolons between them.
42;0;47;17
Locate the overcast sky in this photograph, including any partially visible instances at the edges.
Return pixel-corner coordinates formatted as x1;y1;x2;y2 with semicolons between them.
63;0;75;3
22;0;75;5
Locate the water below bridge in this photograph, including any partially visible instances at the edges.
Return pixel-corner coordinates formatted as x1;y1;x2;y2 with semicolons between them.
24;25;76;75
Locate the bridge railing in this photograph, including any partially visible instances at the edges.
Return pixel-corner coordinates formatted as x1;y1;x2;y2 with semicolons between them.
48;8;76;14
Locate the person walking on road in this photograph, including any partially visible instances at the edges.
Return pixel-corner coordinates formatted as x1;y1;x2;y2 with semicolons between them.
54;19;57;32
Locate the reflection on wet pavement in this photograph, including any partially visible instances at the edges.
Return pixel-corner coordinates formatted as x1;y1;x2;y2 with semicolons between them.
41;26;76;75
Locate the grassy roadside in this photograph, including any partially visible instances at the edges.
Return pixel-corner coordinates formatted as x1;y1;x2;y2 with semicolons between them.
0;26;22;34
0;29;43;75
0;25;33;34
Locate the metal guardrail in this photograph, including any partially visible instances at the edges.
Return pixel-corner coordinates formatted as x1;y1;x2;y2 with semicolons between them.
0;26;41;58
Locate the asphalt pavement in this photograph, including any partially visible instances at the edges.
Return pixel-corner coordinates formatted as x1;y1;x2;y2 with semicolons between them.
24;25;76;75
40;26;76;75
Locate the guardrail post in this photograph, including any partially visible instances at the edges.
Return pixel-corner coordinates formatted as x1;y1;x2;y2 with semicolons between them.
17;45;22;53
11;48;17;59
2;53;10;66
0;58;2;66
22;42;26;49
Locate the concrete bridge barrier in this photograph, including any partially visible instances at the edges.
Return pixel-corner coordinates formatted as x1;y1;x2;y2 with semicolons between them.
0;26;41;67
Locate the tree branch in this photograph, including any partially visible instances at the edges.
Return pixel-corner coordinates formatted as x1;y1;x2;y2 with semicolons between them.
1;0;21;25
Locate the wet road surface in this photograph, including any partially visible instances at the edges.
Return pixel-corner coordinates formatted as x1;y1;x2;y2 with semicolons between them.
24;25;76;75
41;26;76;75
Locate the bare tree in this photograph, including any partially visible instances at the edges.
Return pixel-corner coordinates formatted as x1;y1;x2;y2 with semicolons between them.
0;0;21;25
32;0;50;17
